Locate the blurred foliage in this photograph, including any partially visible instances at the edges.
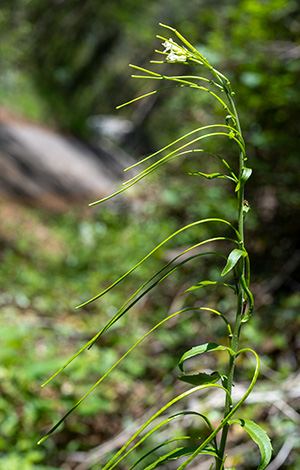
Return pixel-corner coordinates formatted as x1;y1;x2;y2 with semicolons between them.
0;198;231;469
0;0;300;469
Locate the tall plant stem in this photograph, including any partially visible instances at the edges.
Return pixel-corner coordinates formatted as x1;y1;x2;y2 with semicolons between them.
215;83;246;470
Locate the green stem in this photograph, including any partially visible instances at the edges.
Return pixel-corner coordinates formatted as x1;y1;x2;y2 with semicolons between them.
215;81;246;470
216;291;243;469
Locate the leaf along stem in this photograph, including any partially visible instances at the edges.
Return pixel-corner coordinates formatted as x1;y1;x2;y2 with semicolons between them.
39;308;224;444
41;237;237;388
76;218;240;308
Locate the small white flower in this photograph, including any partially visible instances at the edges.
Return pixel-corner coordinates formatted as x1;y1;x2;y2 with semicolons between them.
166;51;187;62
162;38;188;63
163;38;181;54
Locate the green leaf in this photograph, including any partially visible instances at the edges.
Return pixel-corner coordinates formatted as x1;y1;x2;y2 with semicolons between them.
178;371;221;385
190;171;226;179
235;167;252;192
143;445;219;470
221;249;246;276
179;343;235;372
229;419;272;470
185;280;236;293
241;167;252;182
189;171;237;183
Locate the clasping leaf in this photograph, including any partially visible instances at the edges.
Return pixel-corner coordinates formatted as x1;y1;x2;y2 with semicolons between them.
179;342;235;372
221;248;247;276
178;371;221;386
235;166;252;192
228;419;272;470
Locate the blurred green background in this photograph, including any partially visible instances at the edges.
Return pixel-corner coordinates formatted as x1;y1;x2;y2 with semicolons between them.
0;1;300;469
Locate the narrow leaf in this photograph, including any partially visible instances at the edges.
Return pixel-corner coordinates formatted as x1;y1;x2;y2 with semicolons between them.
124;124;243;172
143;445;218;470
179;343;235;372
76;218;239;309
116;84;187;110
101;384;229;470
178;371;221;386
127;411;217;470
128;437;192;470
143;446;197;470
221;249;246;276
229;419;272;470
41;238;236;389
190;171;226;179
185;280;236;293
190;172;236;182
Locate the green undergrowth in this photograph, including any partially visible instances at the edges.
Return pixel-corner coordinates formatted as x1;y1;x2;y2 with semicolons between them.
1;191;299;468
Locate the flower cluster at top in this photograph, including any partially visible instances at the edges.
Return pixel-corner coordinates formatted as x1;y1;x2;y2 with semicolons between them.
162;38;190;63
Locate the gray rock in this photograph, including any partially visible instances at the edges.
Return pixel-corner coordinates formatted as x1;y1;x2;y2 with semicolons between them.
0;119;134;209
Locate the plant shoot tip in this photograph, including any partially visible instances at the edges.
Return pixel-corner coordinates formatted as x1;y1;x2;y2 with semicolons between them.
37;436;49;445
159;23;170;29
90;199;103;206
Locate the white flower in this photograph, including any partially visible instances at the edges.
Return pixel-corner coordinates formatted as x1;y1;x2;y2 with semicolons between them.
162;38;187;63
163;38;182;54
166;51;187;62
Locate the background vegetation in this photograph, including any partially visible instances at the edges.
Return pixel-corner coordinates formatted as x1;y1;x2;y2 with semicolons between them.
0;1;299;469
